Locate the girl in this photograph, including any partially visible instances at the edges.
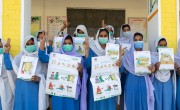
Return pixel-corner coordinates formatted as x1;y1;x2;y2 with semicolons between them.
151;37;176;110
11;35;48;110
116;24;133;44
84;28;121;110
38;34;87;110
106;25;115;43
121;32;155;110
0;38;16;110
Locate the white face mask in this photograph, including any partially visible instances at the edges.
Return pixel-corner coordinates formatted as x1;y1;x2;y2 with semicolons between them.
123;31;131;38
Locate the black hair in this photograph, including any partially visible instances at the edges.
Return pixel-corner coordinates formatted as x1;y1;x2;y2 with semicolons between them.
134;32;143;39
158;38;167;45
122;24;131;30
65;35;73;43
37;32;43;38
99;28;109;36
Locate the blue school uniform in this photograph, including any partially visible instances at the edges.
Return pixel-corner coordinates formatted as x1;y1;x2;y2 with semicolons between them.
4;53;40;110
153;77;175;110
84;48;116;110
38;49;80;110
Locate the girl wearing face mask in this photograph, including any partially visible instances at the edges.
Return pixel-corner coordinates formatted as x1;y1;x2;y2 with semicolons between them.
106;25;115;43
116;24;133;44
0;38;16;110
9;35;48;110
83;28;122;110
151;37;176;110
38;34;87;110
121;32;155;110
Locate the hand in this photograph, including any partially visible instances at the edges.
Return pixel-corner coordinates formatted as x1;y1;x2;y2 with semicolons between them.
116;59;122;67
48;40;53;46
77;63;83;76
61;21;70;31
40;33;46;50
175;62;180;75
31;75;40;82
4;38;11;53
148;65;155;73
155;62;160;72
119;44;127;57
102;20;107;28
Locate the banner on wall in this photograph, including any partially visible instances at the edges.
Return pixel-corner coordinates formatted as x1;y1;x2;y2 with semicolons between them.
128;17;147;42
47;16;67;38
31;16;41;37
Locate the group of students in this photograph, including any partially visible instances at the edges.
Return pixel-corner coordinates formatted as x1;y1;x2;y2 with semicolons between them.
0;22;180;110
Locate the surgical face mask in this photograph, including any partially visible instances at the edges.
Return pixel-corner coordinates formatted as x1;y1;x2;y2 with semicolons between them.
134;41;144;49
123;31;131;37
62;44;73;52
109;31;114;37
77;34;86;38
25;45;36;53
98;37;108;44
157;46;167;51
0;48;4;54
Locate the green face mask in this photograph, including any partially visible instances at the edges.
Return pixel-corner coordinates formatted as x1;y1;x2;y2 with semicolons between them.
62;44;73;52
109;31;113;37
98;37;108;44
77;34;86;38
0;48;4;54
25;45;36;53
157;46;167;51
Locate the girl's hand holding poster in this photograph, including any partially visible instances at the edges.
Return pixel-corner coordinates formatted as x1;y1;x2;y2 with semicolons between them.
134;51;151;74
91;56;121;101
46;53;81;98
17;56;38;80
159;48;174;70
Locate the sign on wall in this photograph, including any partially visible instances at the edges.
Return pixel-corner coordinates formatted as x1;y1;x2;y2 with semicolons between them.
128;17;147;42
47;16;67;39
31;16;41;37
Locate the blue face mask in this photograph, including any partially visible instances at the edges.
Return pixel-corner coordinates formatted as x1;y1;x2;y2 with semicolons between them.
123;31;131;37
0;48;4;54
134;41;144;49
98;37;108;44
109;31;114;37
62;44;73;52
77;34;86;38
25;45;36;53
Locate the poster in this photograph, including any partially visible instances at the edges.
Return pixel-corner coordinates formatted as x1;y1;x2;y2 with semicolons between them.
47;16;67;38
106;43;119;59
134;51;151;74
46;53;81;98
128;18;147;42
17;56;38;80
31;16;41;37
119;43;131;51
0;54;3;76
91;56;121;101
74;37;85;56
159;48;174;70
53;37;63;52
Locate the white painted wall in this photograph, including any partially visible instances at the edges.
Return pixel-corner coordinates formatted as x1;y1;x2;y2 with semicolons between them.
21;0;31;50
0;0;2;38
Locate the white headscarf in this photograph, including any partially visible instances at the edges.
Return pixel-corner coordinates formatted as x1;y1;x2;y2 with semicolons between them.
89;28;111;56
151;37;171;82
0;38;16;110
106;25;115;43
12;35;49;110
117;24;133;44
75;24;95;47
